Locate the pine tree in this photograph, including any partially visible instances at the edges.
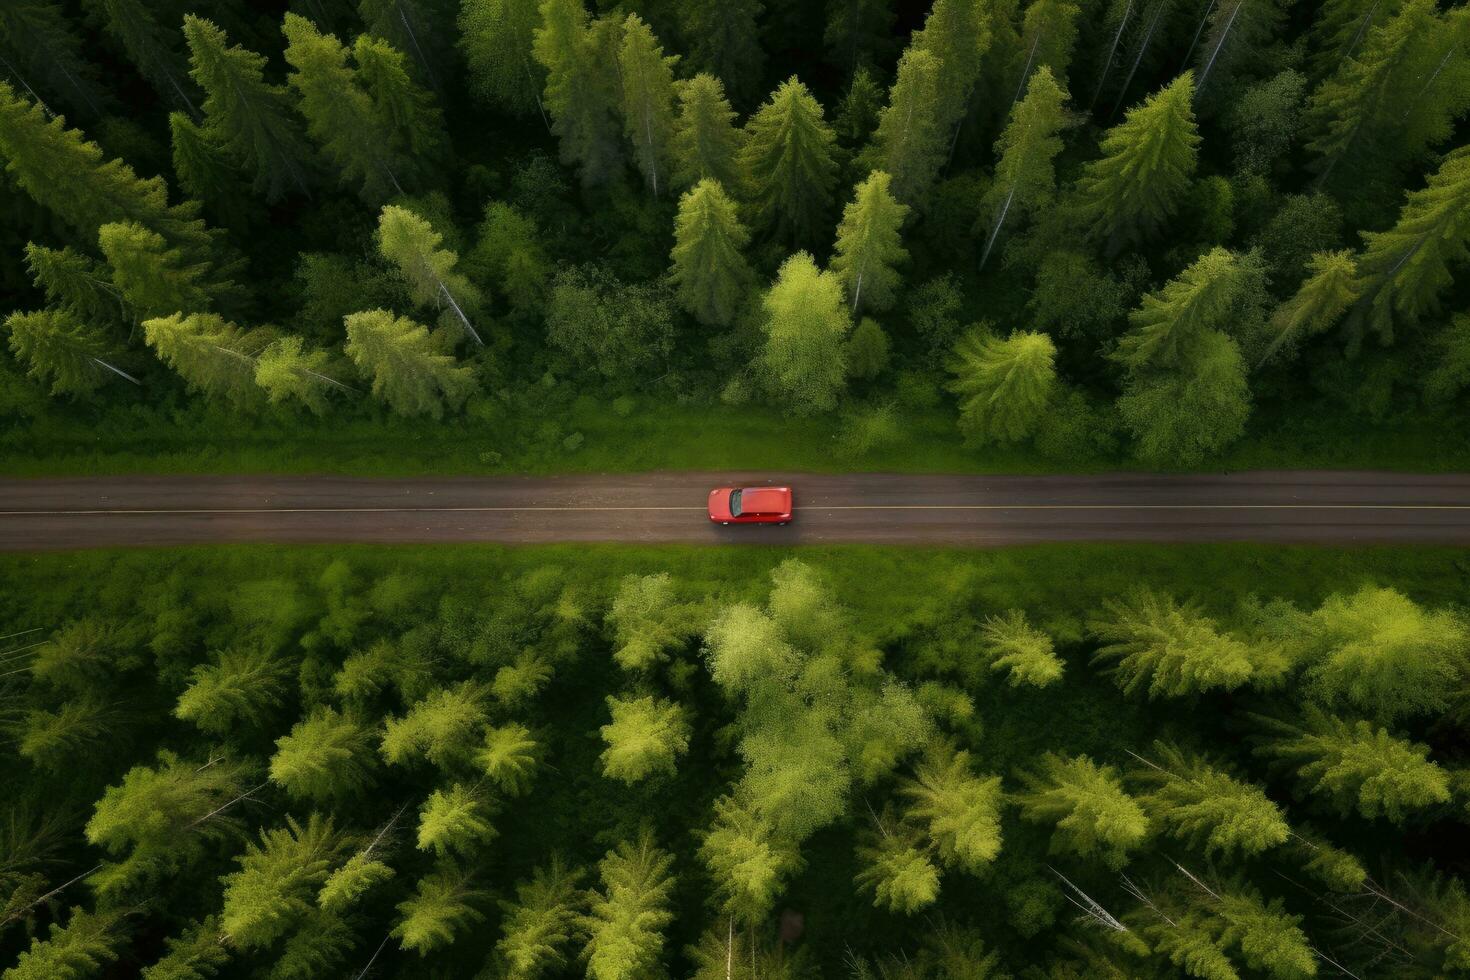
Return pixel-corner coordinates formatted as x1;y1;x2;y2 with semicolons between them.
4;310;125;396
946;329;1057;445
343;309;476;418
255;336;345;415
863;49;944;206
495;858;584;979
23;243;125;332
1089;590;1274;698
1211;881;1316;979
94;0;200;116
981;65;1067;268
458;0;546;120
618;14;677;197
1113;248;1246;372
85;750;251;900
759;251;851;411
355;33;447;168
0;82;216;257
379;682;489;769
670;179;753;327
417;784;495;857
607;572;695;672
141;917;230;980
1253;707;1451;821
1260;250;1359;367
220;814;348;949
142;312;262;407
376;204;484;345
740;77;839;245
832;170;910;314
0;2;106;120
898;741;1004;874
1017;0;1082;91
168;112;253;229
1076;72;1200;249
980;609;1064;687
173;645;289;734
1352;144;1470;344
5;907;123;980
98;221;218;321
599;694;691;784
1014;752;1148;867
910;0;992;138
681;0;765;106
183;15;314;202
283;13;407;202
269;706;377;801
1133;742;1290;858
672;74;743;191
1307;0;1403;81
697;795;803;925
476;723;541;795
581;832;676;980
18;699;113;770
855;817;941;915
534;0;623;188
394;862;487;955
1192;0;1287;96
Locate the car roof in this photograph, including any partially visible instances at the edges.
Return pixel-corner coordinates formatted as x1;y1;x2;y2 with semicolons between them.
739;487;790;513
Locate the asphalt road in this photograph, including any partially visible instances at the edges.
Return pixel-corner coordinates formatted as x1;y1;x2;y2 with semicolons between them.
2;471;1470;550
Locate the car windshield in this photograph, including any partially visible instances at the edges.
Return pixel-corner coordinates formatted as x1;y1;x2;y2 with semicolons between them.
729;489;743;517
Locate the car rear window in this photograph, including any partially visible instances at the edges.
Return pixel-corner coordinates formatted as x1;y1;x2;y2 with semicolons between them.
729;489;743;517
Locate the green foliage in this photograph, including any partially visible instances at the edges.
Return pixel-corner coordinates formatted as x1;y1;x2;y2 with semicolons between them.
947;329;1058;445
254;336;341;416
17;698;112;770
980;609;1063;688
476;722;541;795
343;309;476;417
317;848;394;914
4;907;123;980
759;251;851;412
3;309;119;396
174;644;288;734
697;795;803;925
142;312;263;408
375;204;483;344
680;0;764;105
740;77;839;245
831;170;909;314
863;49;944;206
1114;248;1246;372
580;831;676;980
910;0;992;135
607;572;694;672
1134;742;1290;859
545;264;674;379
1014;752;1149;867
845;317;890;380
599;694;691;783
393;861;487;955
0;2;106;121
670;179;753;327
219;814;347;949
618;14;677;198
417;783;496;857
458;0;544;117
495;857;584;979
1117;329;1250;466
672;74;743;190
899;741;1004;874
981;66;1068;267
856;818;941;915
140;917;229;980
1262;250;1359;366
269;706;377;801
380;682;489;769
534;0;623;188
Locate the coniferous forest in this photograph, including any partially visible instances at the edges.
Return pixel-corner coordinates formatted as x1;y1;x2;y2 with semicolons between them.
3;0;1470;978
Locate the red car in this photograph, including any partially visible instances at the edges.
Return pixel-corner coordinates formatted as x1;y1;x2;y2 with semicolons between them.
708;486;793;525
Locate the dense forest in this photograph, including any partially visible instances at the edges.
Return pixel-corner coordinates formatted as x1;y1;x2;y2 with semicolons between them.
0;0;1467;473
3;544;1470;978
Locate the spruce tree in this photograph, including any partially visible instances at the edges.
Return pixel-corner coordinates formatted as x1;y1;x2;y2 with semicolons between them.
495;858;584;979
219;814;348;949
376;204;484;345
831;171;909;314
1352;144;1470;343
599;695;691;784
1089;590;1271;698
458;0;546;120
5;907;124;980
758;251;851;411
1260;250;1359;367
476;723;541;795
1017;0;1081;91
898;742;1004;874
142;312;263;407
581;832;676;980
534;0;623;188
183;15;314;202
981;65;1067;269
1254;708;1451;821
946;329;1057;445
94;0;200;116
697;795;803;925
863;49;944;205
393;863;487;955
740;77;839;246
353;34;447;168
378;682;489;769
672;74;743;191
910;0;992;138
670;179;753;327
173;645;289;734
343;309;476;418
4;310;126;396
168;112;253;229
357;0;445;88
1113;247;1246;372
140;917;230;980
98;221;218;321
1192;0;1288;96
1133;742;1290;858
269;706;377;802
17;699;113;770
1075;72;1200;249
855;817;941;915
680;0;765;106
23;243;125;332
1014;752;1149;868
417;784;496;857
979;609;1064;687
255;336;346;416
618;14;677;198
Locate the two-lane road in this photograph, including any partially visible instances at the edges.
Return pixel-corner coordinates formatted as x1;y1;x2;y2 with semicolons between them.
2;472;1470;550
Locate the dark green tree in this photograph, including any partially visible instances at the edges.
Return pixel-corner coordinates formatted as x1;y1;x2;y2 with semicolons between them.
672;74;743;191
740;77;839;245
947;329;1058;445
680;0;765;106
534;0;623;188
458;0;546;121
670;179;753;328
618;14;677;197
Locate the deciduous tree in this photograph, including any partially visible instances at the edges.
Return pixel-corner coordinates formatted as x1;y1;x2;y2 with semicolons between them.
758;252;850;411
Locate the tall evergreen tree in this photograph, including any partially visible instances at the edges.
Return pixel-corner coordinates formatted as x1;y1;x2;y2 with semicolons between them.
899;742;1004;874
358;0;445;89
580;832;676;980
1118;328;1251;465
697;795;803;925
4;309;129;396
476;723;541;795
670;179;753;327
831;170;909;313
173;645;289;734
376;204;484;345
495;858;584;978
1133;742;1290;858
1192;0;1288;95
269;706;378;801
758;251;851;411
946;329;1057;445
93;0;200;116
140;917;230;980
344;309;476;418
394;862;487;955
142;312;263;407
168;112;253;229
618;14;677;198
458;0;546;121
1113;247;1246;372
979;609;1064;687
863;49;944;206
23;243;125;332
255;336;347;415
825;0;898;77
599;695;691;784
1260;250;1359;367
417;784;495;857
378;682;489;768
1016;0;1081;93
910;0;992;140
534;0;623;188
607;572;696;673
98;221;218;322
354;34;448;167
6;907;124;980
219;814;348;949
183;15;314;202
671;74;743;191
980;65;1067;268
1075;72;1200;250
1014;752;1149;868
740;77;839;246
680;0;765;106
855;816;941;914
